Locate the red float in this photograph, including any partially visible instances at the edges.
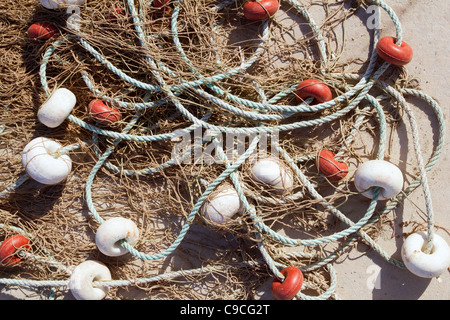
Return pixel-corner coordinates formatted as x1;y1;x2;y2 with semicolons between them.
376;36;413;66
271;266;304;300
27;22;57;40
88;99;122;125
295;79;332;104
0;235;31;267
243;0;279;20
316;150;348;181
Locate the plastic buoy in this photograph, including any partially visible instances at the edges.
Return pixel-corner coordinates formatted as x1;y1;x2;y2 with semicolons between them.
295;79;333;104
354;160;403;200
27;22;57;40
39;0;86;10
88;99;122;125
68;260;112;300
401;232;450;278
243;0;279;20
271;266;304;300
376;36;413;66
0;235;31;267
95;217;139;257
316;150;348;181
38;88;76;128
153;0;172;12
251;157;294;192
22;137;72;185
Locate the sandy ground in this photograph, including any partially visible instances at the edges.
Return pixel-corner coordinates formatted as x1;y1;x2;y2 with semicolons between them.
0;0;449;300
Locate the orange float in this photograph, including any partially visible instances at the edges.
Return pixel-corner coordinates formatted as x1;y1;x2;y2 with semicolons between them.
316;150;348;181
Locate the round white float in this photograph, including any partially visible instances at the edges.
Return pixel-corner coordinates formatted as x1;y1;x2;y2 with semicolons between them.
40;0;86;9
401;231;450;278
251;157;294;192
68;260;112;300
21;137;72;185
202;187;242;224
354;160;403;200
38;88;76;128
95;217;140;257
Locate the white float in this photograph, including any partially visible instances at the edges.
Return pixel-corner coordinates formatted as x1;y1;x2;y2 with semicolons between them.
39;0;86;9
250;157;294;192
401;231;450;278
202;186;242;224
354;160;403;200
95;217;140;257
38;88;76;128
22;137;72;185
68;260;112;300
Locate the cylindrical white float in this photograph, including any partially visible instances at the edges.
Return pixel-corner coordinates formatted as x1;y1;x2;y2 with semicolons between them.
202;186;242;224
401;231;450;278
38;88;76;128
68;260;111;300
22;137;72;185
354;160;403;200
250;157;294;192
40;0;86;9
95;217;140;257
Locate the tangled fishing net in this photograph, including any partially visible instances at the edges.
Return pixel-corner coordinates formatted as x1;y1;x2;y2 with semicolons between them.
0;0;447;300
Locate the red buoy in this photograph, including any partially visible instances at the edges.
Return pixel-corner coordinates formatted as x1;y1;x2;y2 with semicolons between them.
376;36;413;66
153;0;172;13
271;266;304;300
316;150;348;181
0;235;31;267
88;99;122;125
243;0;279;20
27;22;57;40
295;79;332;104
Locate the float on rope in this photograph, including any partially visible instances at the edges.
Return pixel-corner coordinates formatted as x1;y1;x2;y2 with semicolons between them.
27;22;58;40
243;0;279;20
202;185;242;224
38;88;76;128
39;0;86;10
271;266;304;300
88;99;122;125
354;160;404;200
250;157;294;193
316;150;349;181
